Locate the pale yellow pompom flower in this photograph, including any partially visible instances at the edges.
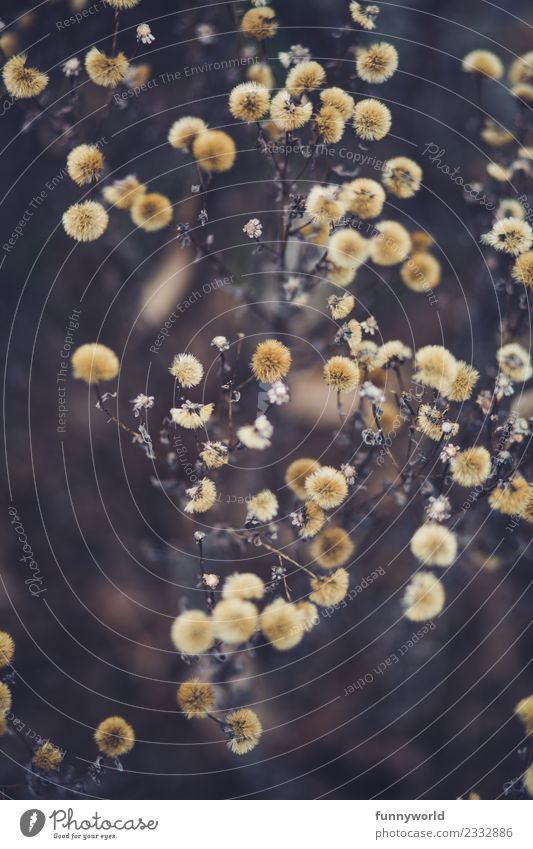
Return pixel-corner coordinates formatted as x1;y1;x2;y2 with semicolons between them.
286;61;326;97
403;571;445;621
241;7;278;40
248;489;278;522
299;501;326;539
462;50;503;79
285;458;321;499
229;81;270;122
63;201;109;242
224;708;262;755
329;292;356;320
305;466;348;509
447;362;480;402
410;523;457;567
413;345;458;394
514;695;533;736
309;568;349;606
0;632;15;668
223;573;265;602
323;356;359;392
401;252;441;292
341;178;385;220
306;185;346;225
103;175;146;209
94;716;135;757
184;479;217;513
177;680;215;719
512;251;533;288
481;218;533;256
497;343;533;382
370;220;411;266
451;447;491;487
33;743;64;772
85;47;129;88
311;527;354;569
67;144;104;186
212;599;258;645
2;54;48;99
356;42;398;84
171;402;214;430
488;474;530;515
131;193;173;231
0;682;12;715
193;130;237;173
353;99;391;141
71;343;119;384
168;116;207;150
169;353;204;387
260;599;305;650
314;106;345;144
171;609;214;655
251;339;292;383
350;1;380;30
382;156;423;199
327;228;369;269
320;87;355;119
270;90;313;131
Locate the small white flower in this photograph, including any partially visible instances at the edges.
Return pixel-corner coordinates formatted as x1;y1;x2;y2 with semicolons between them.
137;23;155;45
63;58;81;78
440;443;459;462
130;394;155;417
360;381;385;404
341;463;357;485
211;335;230;352
361;316;378;335
426;495;451;522
194;531;206;542
243;218;263;239
203;573;219;589
267;381;290;406
196;23;215;45
278;45;311;68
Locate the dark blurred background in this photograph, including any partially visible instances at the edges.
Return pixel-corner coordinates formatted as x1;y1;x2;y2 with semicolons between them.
1;0;532;800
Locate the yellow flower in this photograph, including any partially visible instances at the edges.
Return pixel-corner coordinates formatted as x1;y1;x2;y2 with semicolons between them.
309;568;349;606
71;343;119;384
512;82;533;103
170;402;214;429
260;599;305;650
414;345;458;394
270;90;313;131
314;105;345;144
403;571;445;621
328;292;356;320
0;632;15;668
247;62;275;89
192;130;237;173
462;50;503;79
311;527;354;569
251;339;292;383
305;466;348;509
323;355;359;391
509;51;533;84
356;42;398;84
212;599;258;644
514;695;533;736
66;144;104;186
169;353;204;387
33;743;64;772
374;340;412;368
223;573;265;602
0;682;12;714
177;680;215;719
320;87;354;119
481;218;533;256
401;252;441;292
184;479;217;514
168;116;207;150
285;458;321;499
286;61;326;97
306;186;346;225
131;192;173;231
63;201;109;242
489;475;530;515
451;447;491;487
415;405;454;441
248;489;278;522
229;82;270;121
512;251;533;287
241;7;278;40
410;523;457;567
299;501;326;539
382;156;423;199
369;220;411;266
94;716;135;757
328;264;357;287
497;343;533;382
353;99;391;141
200;441;228;469
327;228;369;269
171;609;214;655
2;54;48;98
85;47;129;88
224;708;262;754
340;178;385;219
350;2;380;30
103;175;146;209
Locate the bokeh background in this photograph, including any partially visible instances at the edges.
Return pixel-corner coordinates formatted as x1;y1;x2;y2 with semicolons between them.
1;0;533;800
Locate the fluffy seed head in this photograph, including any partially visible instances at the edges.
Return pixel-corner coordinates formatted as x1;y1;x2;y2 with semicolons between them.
356;42;398;84
309;568;350;606
169;353;204;387
382;156;423;199
327;228;369;269
229;81;270;121
94;716;135;757
401;252;441;292
63;201;109;242
481;217;533;256
314;105;345;143
247;62;275;88
71;343;119;384
200;441;228;469
285;457;321;499
512;251;533;287
306;185;346;225
248;489;279;523
320;87;355;119
223;573;265;602
212;599;258;645
171;402;214;430
85;47;129;88
410;523;457;567
237;415;273;450
103;175;146;209
0;682;11;715
251;339;292;383
305;465;349;509
350;2;380;30
374;340;412;368
260;599;305;650
311;527;354;569
451;447;491;487
299;501;326;539
33;743;64;772
328;264;357;286
0;632;15;668
416;405;455;442
514;695;533;736
497;343;533;382
2;54;48;98
488;474;530;515
241;7;278;40
171;610;214;655
168;116;207;150
270;90;313;131
509;51;533;85
323;355;359;392
286;61;326;97
192;130;237;173
329;292;356;320
462;50;503;79
225;709;262;754
414;345;458;394
177;680;215;719
370;220;411;266
447;362;480;401
403;571;445;621
184;478;217;513
67;144;104;186
131;193;173;231
341;178;385;219
353;99;392;141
